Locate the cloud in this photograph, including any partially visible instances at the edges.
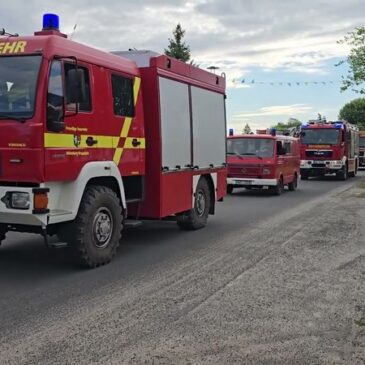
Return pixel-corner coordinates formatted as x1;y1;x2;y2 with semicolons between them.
3;0;363;78
232;104;313;119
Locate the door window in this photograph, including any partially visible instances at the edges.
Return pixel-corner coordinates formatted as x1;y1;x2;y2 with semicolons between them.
111;75;134;117
47;60;64;128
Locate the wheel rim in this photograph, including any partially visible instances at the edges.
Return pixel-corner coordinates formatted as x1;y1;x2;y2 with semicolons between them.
92;207;113;249
196;190;206;217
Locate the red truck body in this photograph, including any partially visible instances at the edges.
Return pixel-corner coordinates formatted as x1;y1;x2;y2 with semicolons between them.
0;17;227;266
299;120;359;180
227;133;300;195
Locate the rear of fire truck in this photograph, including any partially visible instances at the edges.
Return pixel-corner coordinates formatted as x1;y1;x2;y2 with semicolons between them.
299;120;359;180
0;14;227;268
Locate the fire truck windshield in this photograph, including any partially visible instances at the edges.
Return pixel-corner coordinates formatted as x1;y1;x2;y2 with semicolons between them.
360;137;365;148
0;55;41;120
301;129;340;145
227;138;274;158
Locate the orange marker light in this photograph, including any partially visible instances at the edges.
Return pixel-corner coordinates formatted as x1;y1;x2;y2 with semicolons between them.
34;193;48;210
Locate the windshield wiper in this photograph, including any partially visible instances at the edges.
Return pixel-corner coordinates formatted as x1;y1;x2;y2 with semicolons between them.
0;114;27;123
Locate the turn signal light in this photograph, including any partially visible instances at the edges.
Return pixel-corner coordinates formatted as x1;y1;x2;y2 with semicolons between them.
34;193;48;210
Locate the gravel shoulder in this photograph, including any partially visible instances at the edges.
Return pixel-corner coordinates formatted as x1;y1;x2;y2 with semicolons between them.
1;182;365;365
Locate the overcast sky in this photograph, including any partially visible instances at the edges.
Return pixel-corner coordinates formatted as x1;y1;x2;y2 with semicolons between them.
3;0;363;130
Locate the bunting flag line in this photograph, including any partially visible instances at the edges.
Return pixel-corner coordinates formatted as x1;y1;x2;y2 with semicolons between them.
232;78;341;86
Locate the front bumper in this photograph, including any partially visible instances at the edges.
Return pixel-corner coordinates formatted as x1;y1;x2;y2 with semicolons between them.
300;160;343;175
227;177;277;187
0;186;47;227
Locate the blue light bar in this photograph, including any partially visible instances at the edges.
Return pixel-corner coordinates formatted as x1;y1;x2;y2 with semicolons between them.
43;13;60;31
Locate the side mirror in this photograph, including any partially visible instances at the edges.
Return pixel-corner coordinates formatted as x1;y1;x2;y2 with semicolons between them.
67;68;86;103
47;94;65;132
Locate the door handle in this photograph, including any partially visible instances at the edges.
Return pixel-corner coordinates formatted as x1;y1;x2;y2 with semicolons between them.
132;138;141;147
86;136;98;146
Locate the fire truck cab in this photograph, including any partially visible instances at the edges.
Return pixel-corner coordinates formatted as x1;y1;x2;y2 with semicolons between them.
0;15;227;267
226;131;300;195
300;120;359;180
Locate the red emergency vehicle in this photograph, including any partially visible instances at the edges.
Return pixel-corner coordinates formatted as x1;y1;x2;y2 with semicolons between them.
0;15;227;267
359;131;365;167
299;120;359;180
226;131;300;195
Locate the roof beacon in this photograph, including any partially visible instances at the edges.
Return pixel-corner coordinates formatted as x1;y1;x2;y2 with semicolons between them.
42;14;60;31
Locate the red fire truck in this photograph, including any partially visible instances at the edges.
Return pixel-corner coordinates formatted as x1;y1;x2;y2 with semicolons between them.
0;15;227;267
300;120;359;180
359;131;365;167
227;131;300;195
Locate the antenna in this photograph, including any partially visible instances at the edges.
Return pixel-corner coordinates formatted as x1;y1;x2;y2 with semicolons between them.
69;13;80;40
0;28;19;37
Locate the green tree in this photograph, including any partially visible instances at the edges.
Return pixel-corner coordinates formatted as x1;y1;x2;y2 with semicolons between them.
337;27;365;94
271;118;301;130
243;123;252;134
338;98;365;128
164;24;191;63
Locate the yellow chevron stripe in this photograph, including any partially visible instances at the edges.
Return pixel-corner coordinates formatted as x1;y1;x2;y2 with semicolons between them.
133;77;141;105
120;117;132;138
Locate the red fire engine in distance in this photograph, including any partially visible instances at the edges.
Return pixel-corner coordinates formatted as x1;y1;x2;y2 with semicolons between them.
226;130;300;195
359;131;365;167
0;14;227;267
299;120;359;180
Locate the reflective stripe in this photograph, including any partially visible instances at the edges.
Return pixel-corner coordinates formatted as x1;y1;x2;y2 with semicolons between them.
44;133;113;149
44;133;145;150
124;137;145;149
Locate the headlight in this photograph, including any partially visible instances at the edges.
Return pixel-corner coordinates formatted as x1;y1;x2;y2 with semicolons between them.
11;192;30;209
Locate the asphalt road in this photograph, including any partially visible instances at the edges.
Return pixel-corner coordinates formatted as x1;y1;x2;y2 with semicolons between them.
0;172;364;364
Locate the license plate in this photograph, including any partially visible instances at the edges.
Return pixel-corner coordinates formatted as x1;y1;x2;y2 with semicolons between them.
240;180;252;185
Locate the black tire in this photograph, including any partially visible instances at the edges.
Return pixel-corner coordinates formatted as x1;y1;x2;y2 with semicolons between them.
337;165;348;181
288;174;298;191
177;177;211;230
227;184;234;194
270;177;284;196
0;225;6;246
301;173;309;180
59;186;123;268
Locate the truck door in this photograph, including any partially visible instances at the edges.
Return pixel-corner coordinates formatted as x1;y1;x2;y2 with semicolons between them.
44;59;113;181
109;73;144;200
